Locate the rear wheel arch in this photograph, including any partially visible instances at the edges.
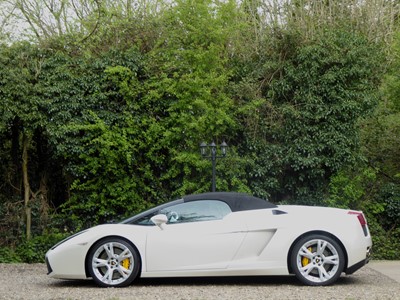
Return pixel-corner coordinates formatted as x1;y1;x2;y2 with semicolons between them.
287;230;348;274
84;235;142;280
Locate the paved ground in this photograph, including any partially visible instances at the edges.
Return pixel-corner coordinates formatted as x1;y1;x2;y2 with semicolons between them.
0;262;399;300
368;260;400;283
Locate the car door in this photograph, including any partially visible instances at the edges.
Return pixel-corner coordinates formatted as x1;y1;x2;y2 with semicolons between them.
145;200;247;272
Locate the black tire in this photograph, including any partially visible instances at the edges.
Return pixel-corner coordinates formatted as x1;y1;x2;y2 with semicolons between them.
87;237;141;287
290;234;345;286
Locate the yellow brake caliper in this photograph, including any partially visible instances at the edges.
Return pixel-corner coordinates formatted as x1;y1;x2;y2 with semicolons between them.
122;258;130;269
302;247;312;267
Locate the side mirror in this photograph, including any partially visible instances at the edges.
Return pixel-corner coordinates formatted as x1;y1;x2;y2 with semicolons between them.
150;214;168;230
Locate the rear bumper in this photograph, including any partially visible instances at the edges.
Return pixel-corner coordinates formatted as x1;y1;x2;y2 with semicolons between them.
346;258;368;274
345;246;372;275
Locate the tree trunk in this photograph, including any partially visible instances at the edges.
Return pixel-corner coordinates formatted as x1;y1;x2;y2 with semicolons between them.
22;133;31;240
39;173;49;231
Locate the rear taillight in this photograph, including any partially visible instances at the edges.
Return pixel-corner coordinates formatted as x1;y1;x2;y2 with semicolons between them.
348;211;367;225
348;211;369;236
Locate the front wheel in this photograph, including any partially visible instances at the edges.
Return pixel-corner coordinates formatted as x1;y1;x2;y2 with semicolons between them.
87;237;140;287
290;234;345;286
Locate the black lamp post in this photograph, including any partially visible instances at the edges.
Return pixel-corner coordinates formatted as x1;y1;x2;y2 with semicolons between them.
200;141;228;192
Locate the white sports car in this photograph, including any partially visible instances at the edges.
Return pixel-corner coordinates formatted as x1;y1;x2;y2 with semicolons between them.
46;192;372;287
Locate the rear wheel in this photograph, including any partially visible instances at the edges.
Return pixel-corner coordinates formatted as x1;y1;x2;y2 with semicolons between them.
87;237;140;287
290;234;345;286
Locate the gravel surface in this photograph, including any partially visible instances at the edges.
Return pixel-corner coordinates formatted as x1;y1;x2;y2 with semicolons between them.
0;264;399;300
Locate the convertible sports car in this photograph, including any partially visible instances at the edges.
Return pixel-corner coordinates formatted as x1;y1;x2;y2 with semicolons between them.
46;192;372;287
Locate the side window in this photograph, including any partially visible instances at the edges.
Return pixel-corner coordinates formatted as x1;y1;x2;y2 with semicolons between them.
160;200;231;224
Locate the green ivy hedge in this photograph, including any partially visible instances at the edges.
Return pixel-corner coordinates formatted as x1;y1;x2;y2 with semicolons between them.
0;233;69;263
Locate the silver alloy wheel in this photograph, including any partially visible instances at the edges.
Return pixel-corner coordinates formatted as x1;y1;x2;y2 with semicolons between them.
91;241;135;286
295;238;340;284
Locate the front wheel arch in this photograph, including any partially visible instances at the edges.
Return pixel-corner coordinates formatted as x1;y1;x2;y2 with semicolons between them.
84;235;142;280
287;231;348;274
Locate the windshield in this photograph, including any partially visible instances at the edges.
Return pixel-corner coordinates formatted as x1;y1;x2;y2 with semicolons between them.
119;199;183;225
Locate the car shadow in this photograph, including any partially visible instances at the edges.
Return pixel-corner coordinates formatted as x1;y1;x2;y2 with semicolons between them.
136;275;359;286
135;275;299;286
49;274;358;288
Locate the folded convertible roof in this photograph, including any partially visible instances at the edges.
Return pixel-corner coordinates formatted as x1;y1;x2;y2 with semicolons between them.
183;192;277;212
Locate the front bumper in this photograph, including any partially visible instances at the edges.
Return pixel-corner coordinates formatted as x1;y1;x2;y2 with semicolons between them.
45;255;53;275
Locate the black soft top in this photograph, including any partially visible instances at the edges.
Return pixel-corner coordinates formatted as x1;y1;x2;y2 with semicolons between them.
183;192;277;212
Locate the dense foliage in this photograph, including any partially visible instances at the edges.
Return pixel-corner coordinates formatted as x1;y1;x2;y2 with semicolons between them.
0;0;398;261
